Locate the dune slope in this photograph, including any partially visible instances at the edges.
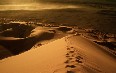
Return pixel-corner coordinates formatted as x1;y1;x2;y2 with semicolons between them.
0;35;116;73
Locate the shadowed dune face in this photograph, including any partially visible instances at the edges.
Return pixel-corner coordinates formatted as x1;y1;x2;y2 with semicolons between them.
0;23;35;59
0;23;34;38
0;38;26;55
0;45;12;59
0;24;74;59
0;24;58;59
57;26;72;32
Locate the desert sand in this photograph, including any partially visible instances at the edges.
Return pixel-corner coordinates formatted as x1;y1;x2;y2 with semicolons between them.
0;1;116;73
0;24;116;73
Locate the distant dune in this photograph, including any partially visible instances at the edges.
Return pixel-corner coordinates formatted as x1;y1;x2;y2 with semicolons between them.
0;4;116;33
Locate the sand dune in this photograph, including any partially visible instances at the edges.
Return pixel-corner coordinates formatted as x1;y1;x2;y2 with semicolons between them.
0;24;72;59
0;34;116;73
0;22;116;73
0;1;116;73
0;37;67;73
28;26;55;39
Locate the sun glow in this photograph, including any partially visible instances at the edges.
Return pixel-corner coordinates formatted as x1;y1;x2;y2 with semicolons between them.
0;3;80;10
0;0;82;10
7;0;35;4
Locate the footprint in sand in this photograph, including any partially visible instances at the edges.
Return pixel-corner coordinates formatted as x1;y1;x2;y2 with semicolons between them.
75;56;83;63
66;55;70;58
65;65;76;68
68;57;73;60
65;46;84;73
66;53;69;55
66;53;70;58
75;59;83;63
70;47;74;48
64;60;70;63
71;54;74;57
67;70;75;73
67;48;70;50
76;56;83;59
69;50;75;53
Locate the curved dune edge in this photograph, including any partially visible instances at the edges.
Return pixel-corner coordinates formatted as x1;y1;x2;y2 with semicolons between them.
0;35;116;73
0;26;56;57
0;26;74;59
0;45;12;59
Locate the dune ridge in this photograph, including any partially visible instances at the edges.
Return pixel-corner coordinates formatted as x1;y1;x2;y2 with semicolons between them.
0;34;116;73
0;22;116;73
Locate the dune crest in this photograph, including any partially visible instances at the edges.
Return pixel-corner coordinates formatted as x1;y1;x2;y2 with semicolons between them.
0;34;116;73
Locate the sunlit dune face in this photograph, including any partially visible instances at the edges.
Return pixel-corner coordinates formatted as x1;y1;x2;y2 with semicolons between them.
0;3;81;10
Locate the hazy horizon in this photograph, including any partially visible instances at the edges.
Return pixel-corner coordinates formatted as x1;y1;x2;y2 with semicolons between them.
0;3;80;10
0;0;116;5
0;0;116;10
